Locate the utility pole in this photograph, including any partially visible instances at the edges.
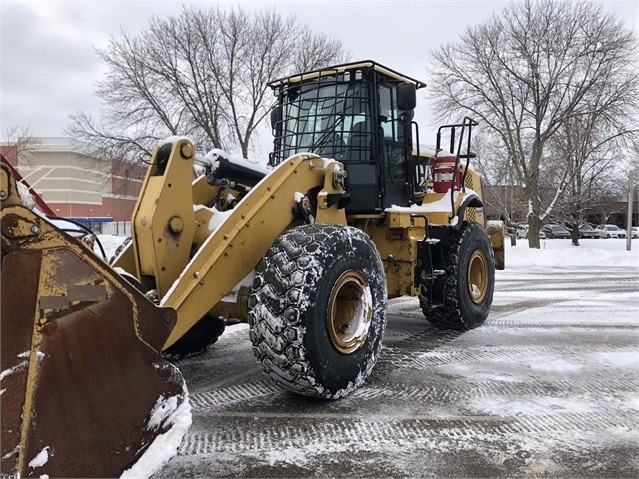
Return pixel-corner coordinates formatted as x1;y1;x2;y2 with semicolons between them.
627;171;633;251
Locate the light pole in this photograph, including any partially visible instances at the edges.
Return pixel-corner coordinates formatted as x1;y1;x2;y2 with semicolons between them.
627;171;633;251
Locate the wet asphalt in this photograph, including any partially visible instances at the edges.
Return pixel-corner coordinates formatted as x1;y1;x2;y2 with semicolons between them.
153;265;639;478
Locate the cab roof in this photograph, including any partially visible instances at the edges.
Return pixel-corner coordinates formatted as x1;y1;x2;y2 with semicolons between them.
269;60;427;90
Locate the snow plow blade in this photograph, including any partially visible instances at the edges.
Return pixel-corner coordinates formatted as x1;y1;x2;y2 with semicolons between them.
1;169;189;477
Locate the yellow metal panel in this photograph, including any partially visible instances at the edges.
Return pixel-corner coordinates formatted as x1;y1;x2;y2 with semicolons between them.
131;140;197;297
367;215;426;298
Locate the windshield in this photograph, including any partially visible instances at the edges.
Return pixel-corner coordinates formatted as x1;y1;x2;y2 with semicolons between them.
275;81;372;163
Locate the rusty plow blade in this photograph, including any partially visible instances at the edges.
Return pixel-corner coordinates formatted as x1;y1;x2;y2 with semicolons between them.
1;204;190;478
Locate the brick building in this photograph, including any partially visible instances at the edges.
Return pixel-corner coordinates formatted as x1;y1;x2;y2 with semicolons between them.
1;138;145;234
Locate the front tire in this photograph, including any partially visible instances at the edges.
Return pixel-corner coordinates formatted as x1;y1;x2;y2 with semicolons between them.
422;222;495;330
248;224;387;399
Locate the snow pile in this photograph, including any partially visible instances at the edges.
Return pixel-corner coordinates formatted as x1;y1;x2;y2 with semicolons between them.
505;237;638;267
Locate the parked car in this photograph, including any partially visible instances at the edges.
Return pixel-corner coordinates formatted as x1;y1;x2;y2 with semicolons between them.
516;224;529;239
541;224;571;239
516;224;546;239
594;224;626;239
631;226;638;239
578;223;599;239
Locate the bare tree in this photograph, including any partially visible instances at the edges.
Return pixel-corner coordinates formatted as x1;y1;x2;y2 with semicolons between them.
1;125;42;166
472;131;528;226
66;6;348;168
428;0;639;248
547;109;632;243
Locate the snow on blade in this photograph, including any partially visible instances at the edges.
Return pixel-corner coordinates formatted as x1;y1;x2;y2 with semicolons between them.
0;361;27;382
0;351;44;383
28;446;49;469
120;383;192;479
2;446;19;461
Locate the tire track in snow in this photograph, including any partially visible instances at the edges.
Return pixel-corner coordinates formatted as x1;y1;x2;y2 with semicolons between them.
377;344;637;369
487;298;568;318
187;376;637;411
352;378;639;402
189;380;280;408
178;410;638;456
485;318;637;328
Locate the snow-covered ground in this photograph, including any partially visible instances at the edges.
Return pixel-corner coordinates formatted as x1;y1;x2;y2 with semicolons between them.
500;236;638;267
91;234;638;477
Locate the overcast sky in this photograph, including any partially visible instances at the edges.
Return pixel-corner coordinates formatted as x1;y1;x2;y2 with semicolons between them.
1;0;637;154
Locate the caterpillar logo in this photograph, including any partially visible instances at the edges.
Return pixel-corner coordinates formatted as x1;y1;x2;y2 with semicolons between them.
39;284;107;311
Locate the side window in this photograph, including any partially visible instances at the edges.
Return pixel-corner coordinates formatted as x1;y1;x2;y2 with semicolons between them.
379;86;399;141
344;85;373;164
379;85;406;182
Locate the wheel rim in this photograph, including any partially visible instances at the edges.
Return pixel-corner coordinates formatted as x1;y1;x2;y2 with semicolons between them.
467;250;488;304
327;270;373;355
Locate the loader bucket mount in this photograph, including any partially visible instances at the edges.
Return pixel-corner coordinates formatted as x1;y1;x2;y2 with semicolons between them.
1;163;189;478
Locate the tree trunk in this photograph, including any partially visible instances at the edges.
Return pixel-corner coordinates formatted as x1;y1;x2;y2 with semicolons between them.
571;224;580;246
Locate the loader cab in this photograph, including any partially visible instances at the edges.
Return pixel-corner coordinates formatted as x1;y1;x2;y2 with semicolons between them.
268;61;426;213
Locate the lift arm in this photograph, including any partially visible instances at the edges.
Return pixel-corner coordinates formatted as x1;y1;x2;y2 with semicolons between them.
117;139;348;349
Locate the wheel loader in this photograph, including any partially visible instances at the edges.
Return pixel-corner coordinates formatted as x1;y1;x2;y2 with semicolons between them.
0;60;504;478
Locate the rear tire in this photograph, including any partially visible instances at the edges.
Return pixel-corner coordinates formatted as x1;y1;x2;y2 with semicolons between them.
421;222;494;330
115;258;226;360
248;224;387;399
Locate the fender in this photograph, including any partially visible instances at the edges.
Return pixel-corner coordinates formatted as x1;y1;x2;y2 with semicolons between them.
452;192;483;230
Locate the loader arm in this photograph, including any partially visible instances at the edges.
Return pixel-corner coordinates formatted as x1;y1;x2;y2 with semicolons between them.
120;139;348;349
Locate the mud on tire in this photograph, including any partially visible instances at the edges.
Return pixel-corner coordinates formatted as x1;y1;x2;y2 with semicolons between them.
248;224;387;399
422;221;495;330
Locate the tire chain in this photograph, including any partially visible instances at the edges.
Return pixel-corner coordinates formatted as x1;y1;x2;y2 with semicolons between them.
421;223;481;329
248;225;343;398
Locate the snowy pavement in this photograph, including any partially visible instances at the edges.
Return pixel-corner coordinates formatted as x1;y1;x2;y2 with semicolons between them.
148;238;638;478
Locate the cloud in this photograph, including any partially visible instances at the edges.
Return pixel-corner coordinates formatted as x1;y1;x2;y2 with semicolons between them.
2;3;106;135
2;0;636;141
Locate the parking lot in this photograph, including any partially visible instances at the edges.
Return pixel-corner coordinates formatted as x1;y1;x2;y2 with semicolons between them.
154;251;639;478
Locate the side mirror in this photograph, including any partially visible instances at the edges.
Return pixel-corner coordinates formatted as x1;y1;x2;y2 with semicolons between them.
397;83;416;111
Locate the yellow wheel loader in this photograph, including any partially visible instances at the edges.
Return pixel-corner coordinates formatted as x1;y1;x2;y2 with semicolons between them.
1;60;504;478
